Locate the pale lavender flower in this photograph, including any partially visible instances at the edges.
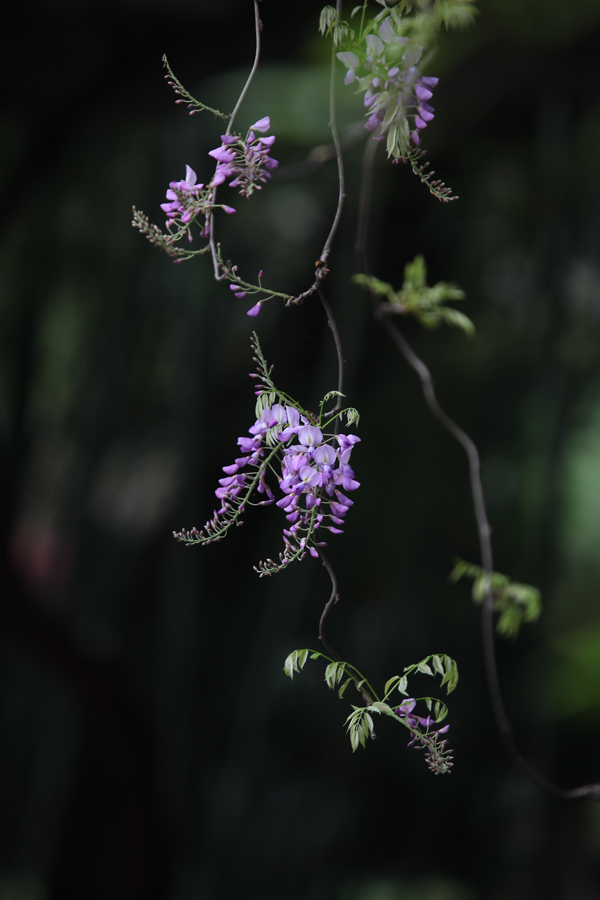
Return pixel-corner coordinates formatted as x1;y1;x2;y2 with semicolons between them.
195;387;360;573
208;119;279;197
161;165;204;223
336;18;439;154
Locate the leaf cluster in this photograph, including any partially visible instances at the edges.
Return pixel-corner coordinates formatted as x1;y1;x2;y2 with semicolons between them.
353;256;473;336
384;652;459;698
319;6;355;46
450;558;542;638
283;649;458;761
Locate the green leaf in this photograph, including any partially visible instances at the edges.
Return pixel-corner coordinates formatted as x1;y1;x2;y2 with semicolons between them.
384;676;400;695
325;661;338;689
352;273;393;298
404;254;426;289
344;407;360;428
447;660;459;694
371;701;393;715
397;675;408;695
386;124;399;158
322;390;346;404
283;648;310;679
417;661;433;676
432;655;444;676
325;661;346;689
450;557;542;638
339;678;352;699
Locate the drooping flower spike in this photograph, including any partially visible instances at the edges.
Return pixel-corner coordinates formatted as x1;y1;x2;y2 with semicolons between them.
336;16;439;157
208;117;279;198
173;335;361;575
133;118;279;260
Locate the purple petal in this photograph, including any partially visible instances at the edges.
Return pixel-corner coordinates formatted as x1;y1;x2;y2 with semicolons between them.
378;18;397;43
337;51;360;68
210;169;228;186
313;444;336;466
415;84;433;101
365;34;384;57
298;425;323;447
208;146;236;163
221;205;236;214
250;116;270;132
246;303;262;317
403;46;423;66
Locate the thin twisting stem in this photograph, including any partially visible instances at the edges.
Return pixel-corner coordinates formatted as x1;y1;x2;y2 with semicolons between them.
355;131;600;803
320;1;346;267
318;550;373;709
210;1;262;280
226;1;262;137
317;550;342;662
287;0;347;306
318;285;344;427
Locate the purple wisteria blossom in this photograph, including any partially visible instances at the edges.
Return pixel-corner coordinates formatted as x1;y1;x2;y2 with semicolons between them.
394;699;453;774
158;164;235;241
208;117;279;197
337;17;439;154
161;165;204;223
174;382;360;573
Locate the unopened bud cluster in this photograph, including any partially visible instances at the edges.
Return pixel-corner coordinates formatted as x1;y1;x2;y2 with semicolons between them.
395;699;454;775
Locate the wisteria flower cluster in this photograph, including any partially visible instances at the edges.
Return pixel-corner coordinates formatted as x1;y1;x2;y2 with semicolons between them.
337;16;438;156
394;698;453;775
132;117;278;261
173;335;361;575
209;116;279;197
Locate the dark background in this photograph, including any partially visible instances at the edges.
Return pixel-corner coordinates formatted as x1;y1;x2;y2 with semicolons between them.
2;1;600;898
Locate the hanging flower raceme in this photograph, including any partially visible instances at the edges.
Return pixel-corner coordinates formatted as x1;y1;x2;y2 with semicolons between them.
132;118;277;260
337;15;439;158
209;117;279;198
173;334;361;575
159;164;234;240
394;698;453;775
